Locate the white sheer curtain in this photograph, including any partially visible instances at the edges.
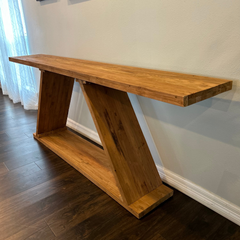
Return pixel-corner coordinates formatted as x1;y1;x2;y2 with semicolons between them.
0;0;38;110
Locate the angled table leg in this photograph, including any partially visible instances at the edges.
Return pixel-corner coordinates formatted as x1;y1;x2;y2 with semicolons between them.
79;80;173;218
36;71;74;137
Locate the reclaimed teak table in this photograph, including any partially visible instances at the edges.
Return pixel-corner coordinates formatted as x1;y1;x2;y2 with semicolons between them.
9;55;232;218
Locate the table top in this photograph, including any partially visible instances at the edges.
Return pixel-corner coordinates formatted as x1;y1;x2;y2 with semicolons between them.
9;54;232;107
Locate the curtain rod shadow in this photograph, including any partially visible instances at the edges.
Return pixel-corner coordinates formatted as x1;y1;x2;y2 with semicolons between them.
68;0;89;5
40;0;60;6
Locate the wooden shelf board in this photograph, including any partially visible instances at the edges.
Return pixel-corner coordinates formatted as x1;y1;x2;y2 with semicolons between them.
33;129;122;201
9;54;232;107
129;184;173;219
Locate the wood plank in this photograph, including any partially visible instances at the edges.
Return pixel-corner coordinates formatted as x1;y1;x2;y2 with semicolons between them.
55;200;128;240
45;190;108;236
0;163;41;184
0;163;9;176
0;169;86;240
36;71;74;135
54;185;172;239
4;148;54;171
0;138;43;164
4;121;37;141
9;54;232;107
0;170;81;224
23;226;56;240
129;184;173;219
80;82;163;205
0;161;73;203
34;154;68;170
33;129;122;201
5;221;47;240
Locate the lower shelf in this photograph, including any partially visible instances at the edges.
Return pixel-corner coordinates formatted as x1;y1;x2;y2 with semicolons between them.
34;129;173;218
34;129;122;200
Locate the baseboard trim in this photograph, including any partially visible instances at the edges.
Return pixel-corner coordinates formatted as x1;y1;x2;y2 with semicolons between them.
66;118;240;226
66;118;101;145
157;165;240;226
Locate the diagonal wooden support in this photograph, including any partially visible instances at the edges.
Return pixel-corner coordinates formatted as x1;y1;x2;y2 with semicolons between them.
78;80;173;209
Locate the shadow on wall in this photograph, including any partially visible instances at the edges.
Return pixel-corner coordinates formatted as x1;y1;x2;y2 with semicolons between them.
39;0;60;6
68;0;89;5
138;82;240;148
68;81;97;131
128;93;164;167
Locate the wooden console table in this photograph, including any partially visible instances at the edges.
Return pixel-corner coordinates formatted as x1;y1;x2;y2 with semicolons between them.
9;55;232;218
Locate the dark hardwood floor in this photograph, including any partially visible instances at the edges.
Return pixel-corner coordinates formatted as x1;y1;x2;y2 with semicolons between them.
0;90;239;240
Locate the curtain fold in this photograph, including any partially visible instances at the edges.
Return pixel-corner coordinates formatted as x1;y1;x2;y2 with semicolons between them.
0;0;38;110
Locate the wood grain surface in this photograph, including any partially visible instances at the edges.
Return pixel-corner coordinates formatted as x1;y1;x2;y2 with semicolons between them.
33;129;173;219
36;71;74;135
9;54;232;107
33;129;122;201
80;81;164;205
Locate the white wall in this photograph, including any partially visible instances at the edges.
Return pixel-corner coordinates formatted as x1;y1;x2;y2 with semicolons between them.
21;0;240;221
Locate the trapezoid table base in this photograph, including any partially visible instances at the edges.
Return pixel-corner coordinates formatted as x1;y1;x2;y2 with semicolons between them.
34;129;173;218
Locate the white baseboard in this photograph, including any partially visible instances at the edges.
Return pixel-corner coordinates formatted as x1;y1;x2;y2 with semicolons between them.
66;118;240;226
66;118;101;145
157;165;240;226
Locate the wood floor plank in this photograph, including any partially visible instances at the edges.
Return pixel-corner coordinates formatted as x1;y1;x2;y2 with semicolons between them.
4;147;54;171
35;153;74;171
0;130;30;147
24;226;56;240
201;213;240;240
0;116;36;133
0;162;41;183
0;162;9;176
5;220;47;240
0;159;73;203
0;138;42;163
46;191;108;236
0;170;81;220
0;132;11;143
56;200;127;240
0;170;86;239
4;121;37;141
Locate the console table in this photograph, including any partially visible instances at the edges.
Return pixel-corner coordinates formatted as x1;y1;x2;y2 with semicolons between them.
9;55;232;218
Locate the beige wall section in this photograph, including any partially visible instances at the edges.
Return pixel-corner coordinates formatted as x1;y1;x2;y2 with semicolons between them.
68;81;97;131
21;0;240;208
